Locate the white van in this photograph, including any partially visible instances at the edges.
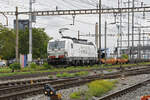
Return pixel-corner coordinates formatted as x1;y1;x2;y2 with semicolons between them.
0;61;6;67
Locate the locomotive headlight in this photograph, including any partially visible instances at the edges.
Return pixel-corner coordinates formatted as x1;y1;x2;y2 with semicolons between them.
64;52;68;56
50;91;53;95
44;91;48;95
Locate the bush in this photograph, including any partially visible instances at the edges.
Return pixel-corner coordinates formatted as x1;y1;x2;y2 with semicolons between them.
74;71;89;77
9;63;21;72
43;63;53;69
48;75;53;78
30;63;37;69
70;91;82;99
28;63;47;71
70;80;117;100
0;67;12;73
87;80;116;97
56;71;89;78
121;54;128;59
56;72;74;78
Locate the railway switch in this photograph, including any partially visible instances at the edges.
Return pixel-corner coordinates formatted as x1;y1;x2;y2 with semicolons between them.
44;84;62;100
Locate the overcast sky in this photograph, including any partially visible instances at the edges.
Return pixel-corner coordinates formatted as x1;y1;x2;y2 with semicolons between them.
0;0;150;49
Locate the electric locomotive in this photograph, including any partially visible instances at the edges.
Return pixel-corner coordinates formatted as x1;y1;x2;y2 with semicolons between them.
47;36;98;65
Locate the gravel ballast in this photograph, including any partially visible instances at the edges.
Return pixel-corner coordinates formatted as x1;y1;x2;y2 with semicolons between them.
112;83;150;100
101;74;150;98
0;76;49;84
23;85;88;100
24;74;150;100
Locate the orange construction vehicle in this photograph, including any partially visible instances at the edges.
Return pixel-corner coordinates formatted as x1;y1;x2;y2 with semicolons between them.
100;58;117;64
141;95;150;100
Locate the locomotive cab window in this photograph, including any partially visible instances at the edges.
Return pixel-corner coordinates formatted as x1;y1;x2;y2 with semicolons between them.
49;41;65;49
71;43;73;48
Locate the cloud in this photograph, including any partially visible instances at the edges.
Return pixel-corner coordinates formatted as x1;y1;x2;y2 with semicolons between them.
0;0;150;49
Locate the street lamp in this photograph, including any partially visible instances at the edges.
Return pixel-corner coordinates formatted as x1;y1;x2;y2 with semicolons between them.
104;21;116;60
0;13;8;26
116;24;120;59
59;28;69;37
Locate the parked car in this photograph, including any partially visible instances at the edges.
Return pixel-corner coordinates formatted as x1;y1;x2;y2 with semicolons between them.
7;59;16;66
33;59;46;65
0;61;6;67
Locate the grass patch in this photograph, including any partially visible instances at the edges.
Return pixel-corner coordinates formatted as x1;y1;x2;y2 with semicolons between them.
0;61;150;77
48;75;53;78
70;91;84;99
101;62;150;69
70;80;117;100
56;71;89;78
87;80;117;97
20;66;48;72
56;72;74;78
107;69;113;72
0;71;36;77
0;67;12;73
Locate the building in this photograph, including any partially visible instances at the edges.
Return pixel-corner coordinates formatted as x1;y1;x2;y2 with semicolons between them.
14;20;29;30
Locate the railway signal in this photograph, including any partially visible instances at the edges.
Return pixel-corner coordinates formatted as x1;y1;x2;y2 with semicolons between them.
44;84;62;100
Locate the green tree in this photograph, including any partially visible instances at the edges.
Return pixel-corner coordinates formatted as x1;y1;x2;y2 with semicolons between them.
9;63;21;72
0;25;15;60
19;28;51;59
0;26;51;60
121;54;128;59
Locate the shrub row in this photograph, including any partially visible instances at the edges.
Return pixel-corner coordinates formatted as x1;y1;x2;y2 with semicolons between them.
8;62;53;72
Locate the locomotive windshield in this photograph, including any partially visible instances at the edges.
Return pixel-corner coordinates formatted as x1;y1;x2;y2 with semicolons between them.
49;41;65;49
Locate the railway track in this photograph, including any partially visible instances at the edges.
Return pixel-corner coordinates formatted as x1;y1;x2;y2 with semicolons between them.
1;66;150;100
0;78;55;89
0;65;149;89
0;78;78;100
0;64;150;81
98;78;150;100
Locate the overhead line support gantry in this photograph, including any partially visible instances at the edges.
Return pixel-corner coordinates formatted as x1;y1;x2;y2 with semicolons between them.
1;6;150;16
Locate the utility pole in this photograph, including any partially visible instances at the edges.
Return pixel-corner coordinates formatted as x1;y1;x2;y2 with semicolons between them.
29;0;33;63
147;36;150;59
72;15;75;25
117;0;120;58
143;30;145;59
128;0;130;59
138;28;141;60
119;0;123;56
95;22;98;48
78;30;80;39
132;0;135;60
99;0;102;64
143;30;144;46
117;25;119;59
105;21;107;60
15;7;19;63
117;39;119;59
141;2;145;19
